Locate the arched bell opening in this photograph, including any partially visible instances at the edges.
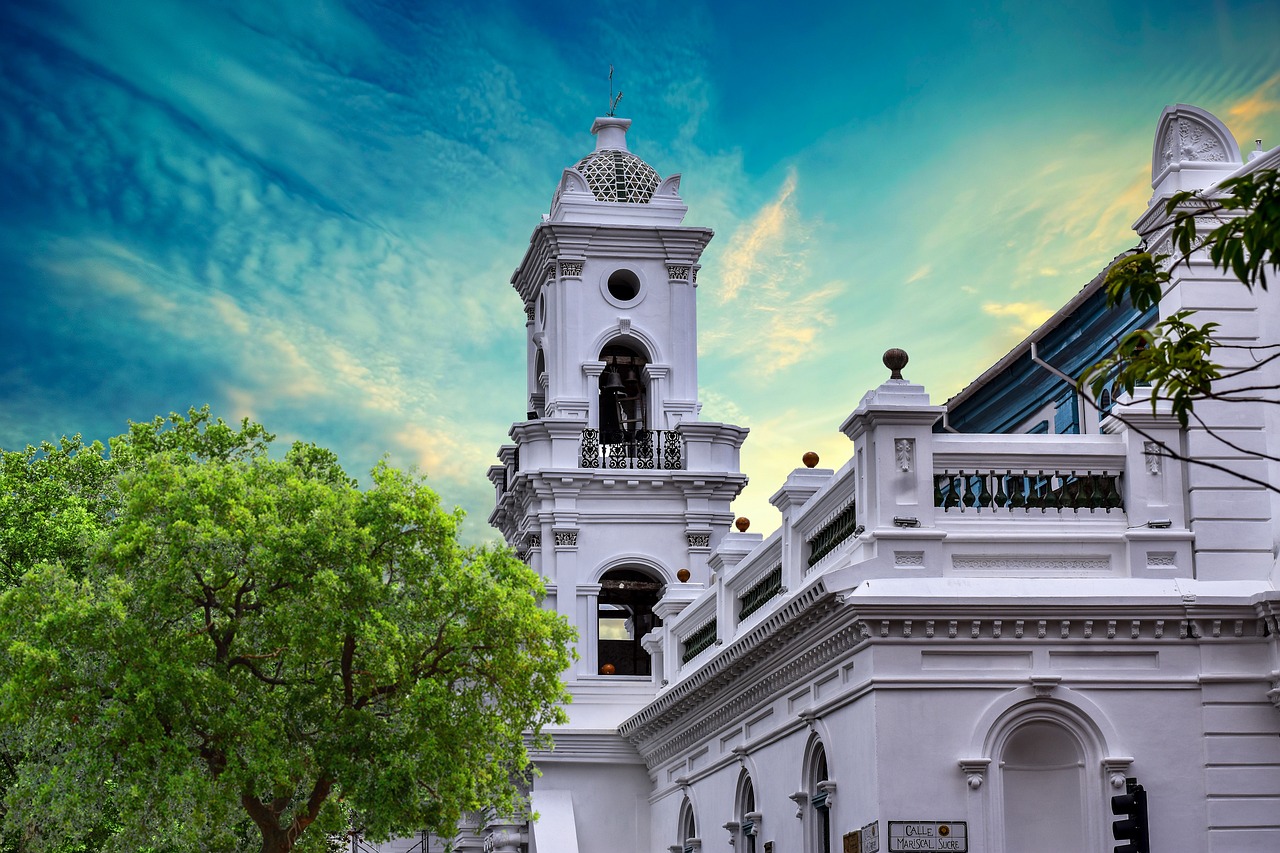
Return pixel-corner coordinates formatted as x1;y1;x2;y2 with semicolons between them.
598;342;649;444
530;347;546;418
596;567;663;676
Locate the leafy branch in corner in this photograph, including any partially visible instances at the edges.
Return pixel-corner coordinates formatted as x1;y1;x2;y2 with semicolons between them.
1083;169;1280;429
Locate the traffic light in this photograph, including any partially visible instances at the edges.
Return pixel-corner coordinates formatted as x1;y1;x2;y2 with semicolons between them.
1111;777;1150;853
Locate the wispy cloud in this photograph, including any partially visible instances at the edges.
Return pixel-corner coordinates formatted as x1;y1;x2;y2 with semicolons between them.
1226;72;1280;126
905;264;932;284
705;171;841;374
982;301;1054;337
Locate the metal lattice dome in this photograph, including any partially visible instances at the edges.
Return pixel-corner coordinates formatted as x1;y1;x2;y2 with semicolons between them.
573;148;660;203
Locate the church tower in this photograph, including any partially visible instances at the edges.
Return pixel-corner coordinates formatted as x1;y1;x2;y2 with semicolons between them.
487;116;748;850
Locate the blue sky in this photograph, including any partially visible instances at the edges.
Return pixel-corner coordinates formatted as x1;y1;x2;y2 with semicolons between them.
3;0;1279;541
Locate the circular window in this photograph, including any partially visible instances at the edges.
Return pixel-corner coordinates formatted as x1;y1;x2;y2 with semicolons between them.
607;269;641;302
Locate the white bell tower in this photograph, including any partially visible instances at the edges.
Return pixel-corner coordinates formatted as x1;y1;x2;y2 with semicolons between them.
487;120;748;826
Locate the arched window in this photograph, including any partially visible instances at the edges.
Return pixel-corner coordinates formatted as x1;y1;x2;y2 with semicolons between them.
679;798;698;853
596;568;664;676
1000;721;1087;852
805;740;832;853
598;343;648;443
737;773;759;853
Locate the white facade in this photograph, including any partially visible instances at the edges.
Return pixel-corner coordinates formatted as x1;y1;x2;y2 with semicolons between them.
469;105;1280;853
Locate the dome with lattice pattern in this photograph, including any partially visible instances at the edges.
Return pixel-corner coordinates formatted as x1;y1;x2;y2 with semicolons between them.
573;148;661;203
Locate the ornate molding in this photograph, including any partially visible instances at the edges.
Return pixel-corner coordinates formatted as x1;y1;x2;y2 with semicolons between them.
554;529;578;548
958;758;991;790
1102;757;1134;789
638;619;858;767
1143;441;1162;475
558;260;583;278
1160;114;1228;166
687;531;711;550
667;264;691;281
895;438;914;472
950;555;1110;574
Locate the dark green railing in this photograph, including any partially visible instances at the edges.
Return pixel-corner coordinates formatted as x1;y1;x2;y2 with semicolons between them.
738;565;783;620
806;501;858;568
935;470;1124;512
680;618;718;664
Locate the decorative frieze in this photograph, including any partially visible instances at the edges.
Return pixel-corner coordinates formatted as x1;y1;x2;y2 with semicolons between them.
558;260;583;278
951;556;1110;574
687;532;711;550
667;264;691;281
852;615;1258;643
554;530;578;548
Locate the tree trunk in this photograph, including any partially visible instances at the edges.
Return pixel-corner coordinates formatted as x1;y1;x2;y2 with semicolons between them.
242;775;333;853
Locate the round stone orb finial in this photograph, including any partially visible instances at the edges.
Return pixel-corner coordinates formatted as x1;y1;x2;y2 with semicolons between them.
676;568;691;583
883;348;909;380
735;517;750;532
802;451;820;468
600;663;616;675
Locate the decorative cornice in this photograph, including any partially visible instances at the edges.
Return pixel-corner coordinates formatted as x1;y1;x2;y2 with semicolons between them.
619;580;839;741
853;614;1262;643
639;618;858;768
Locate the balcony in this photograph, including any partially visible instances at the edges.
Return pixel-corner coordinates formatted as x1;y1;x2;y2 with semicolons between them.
579;428;684;470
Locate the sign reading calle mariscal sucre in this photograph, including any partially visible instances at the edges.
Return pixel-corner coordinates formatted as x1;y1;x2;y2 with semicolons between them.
887;822;967;852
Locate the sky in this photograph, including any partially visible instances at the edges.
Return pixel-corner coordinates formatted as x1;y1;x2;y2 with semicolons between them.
2;0;1279;542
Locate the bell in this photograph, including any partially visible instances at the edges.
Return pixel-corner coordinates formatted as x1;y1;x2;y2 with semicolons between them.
623;366;640;386
602;368;625;396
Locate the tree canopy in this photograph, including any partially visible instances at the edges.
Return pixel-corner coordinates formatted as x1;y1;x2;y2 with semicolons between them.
0;409;574;853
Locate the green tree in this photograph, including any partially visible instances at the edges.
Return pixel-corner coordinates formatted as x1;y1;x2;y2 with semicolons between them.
0;409;574;853
1083;167;1280;491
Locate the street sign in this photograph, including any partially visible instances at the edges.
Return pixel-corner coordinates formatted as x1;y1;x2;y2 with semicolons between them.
862;821;880;853
887;821;967;852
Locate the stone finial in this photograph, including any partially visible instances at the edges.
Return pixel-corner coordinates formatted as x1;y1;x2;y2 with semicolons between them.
802;451;819;468
883;348;909;380
677;568;691;582
735;517;750;532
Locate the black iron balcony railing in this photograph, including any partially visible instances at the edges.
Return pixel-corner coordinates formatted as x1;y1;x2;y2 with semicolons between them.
579;428;684;470
806;501;858;568
739;565;783;620
935;470;1124;512
681;618;718;664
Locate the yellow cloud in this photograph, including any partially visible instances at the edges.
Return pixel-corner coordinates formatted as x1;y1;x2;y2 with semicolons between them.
1226;72;1280;125
717;170;798;304
703;170;843;375
982;301;1054;336
905;264;932;284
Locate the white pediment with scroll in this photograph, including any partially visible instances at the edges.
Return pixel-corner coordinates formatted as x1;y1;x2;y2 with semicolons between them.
1151;104;1242;194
